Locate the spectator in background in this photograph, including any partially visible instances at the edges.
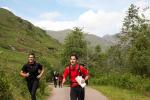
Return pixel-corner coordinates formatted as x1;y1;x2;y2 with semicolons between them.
53;71;58;88
58;74;63;88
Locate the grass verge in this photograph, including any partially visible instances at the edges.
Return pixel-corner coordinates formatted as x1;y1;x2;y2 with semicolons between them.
91;85;150;100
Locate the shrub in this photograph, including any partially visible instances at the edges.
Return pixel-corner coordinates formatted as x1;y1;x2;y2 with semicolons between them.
0;67;13;100
90;73;150;92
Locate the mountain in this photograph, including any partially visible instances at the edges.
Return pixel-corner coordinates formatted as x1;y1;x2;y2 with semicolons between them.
46;29;71;43
85;34;118;49
0;8;61;100
46;30;119;50
0;8;60;53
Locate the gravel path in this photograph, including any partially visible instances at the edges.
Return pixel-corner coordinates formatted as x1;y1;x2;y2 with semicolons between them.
48;85;107;100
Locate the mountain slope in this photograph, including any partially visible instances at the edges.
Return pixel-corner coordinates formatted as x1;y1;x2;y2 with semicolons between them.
0;8;60;53
46;30;118;50
46;29;71;43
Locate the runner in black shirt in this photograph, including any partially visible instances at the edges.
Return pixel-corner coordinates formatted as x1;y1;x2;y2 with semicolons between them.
20;53;44;100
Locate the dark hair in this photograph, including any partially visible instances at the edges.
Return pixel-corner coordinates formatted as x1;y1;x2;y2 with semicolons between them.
28;52;35;58
70;53;78;60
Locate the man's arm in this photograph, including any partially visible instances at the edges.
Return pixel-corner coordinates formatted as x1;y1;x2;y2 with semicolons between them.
37;67;44;79
20;65;29;78
84;75;89;81
81;66;89;83
61;67;69;87
61;77;66;87
20;71;29;78
81;75;89;84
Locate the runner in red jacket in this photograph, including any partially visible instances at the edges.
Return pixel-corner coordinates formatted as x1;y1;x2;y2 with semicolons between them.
62;53;89;100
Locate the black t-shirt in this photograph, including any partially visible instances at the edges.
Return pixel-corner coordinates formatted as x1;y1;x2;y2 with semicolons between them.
22;62;42;80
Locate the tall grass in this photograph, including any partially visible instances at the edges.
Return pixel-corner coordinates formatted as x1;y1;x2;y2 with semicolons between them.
90;73;150;94
0;66;13;100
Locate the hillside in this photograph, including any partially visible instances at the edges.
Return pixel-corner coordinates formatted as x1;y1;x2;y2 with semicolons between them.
46;30;118;50
0;8;61;65
47;29;71;43
0;8;60;53
0;8;61;100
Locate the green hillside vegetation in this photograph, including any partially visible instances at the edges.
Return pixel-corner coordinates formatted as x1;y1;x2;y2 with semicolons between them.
0;8;61;100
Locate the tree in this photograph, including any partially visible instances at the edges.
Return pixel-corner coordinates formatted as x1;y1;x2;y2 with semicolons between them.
119;4;150;76
129;25;150;76
120;4;146;46
95;45;101;53
61;27;87;66
87;45;107;75
106;44;129;73
122;4;140;33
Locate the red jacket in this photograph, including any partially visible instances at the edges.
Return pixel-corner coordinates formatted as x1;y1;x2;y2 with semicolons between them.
63;63;89;87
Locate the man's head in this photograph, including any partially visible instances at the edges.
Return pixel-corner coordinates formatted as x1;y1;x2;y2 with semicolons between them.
70;53;78;66
28;53;35;63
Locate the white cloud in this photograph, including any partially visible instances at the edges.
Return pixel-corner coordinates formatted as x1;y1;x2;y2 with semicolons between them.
39;12;61;21
77;10;124;36
32;10;124;37
34;20;76;31
33;11;76;31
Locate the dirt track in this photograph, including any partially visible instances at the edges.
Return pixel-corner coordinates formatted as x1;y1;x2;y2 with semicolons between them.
48;85;107;100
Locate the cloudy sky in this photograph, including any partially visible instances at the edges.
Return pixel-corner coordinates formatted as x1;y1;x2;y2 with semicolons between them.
0;0;150;37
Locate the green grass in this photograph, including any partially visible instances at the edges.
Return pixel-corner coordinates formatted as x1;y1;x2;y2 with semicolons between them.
36;83;52;100
92;85;150;100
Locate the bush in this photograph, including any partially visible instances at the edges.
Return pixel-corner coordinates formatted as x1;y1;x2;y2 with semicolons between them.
90;73;150;92
0;67;13;100
143;80;150;92
38;57;53;82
